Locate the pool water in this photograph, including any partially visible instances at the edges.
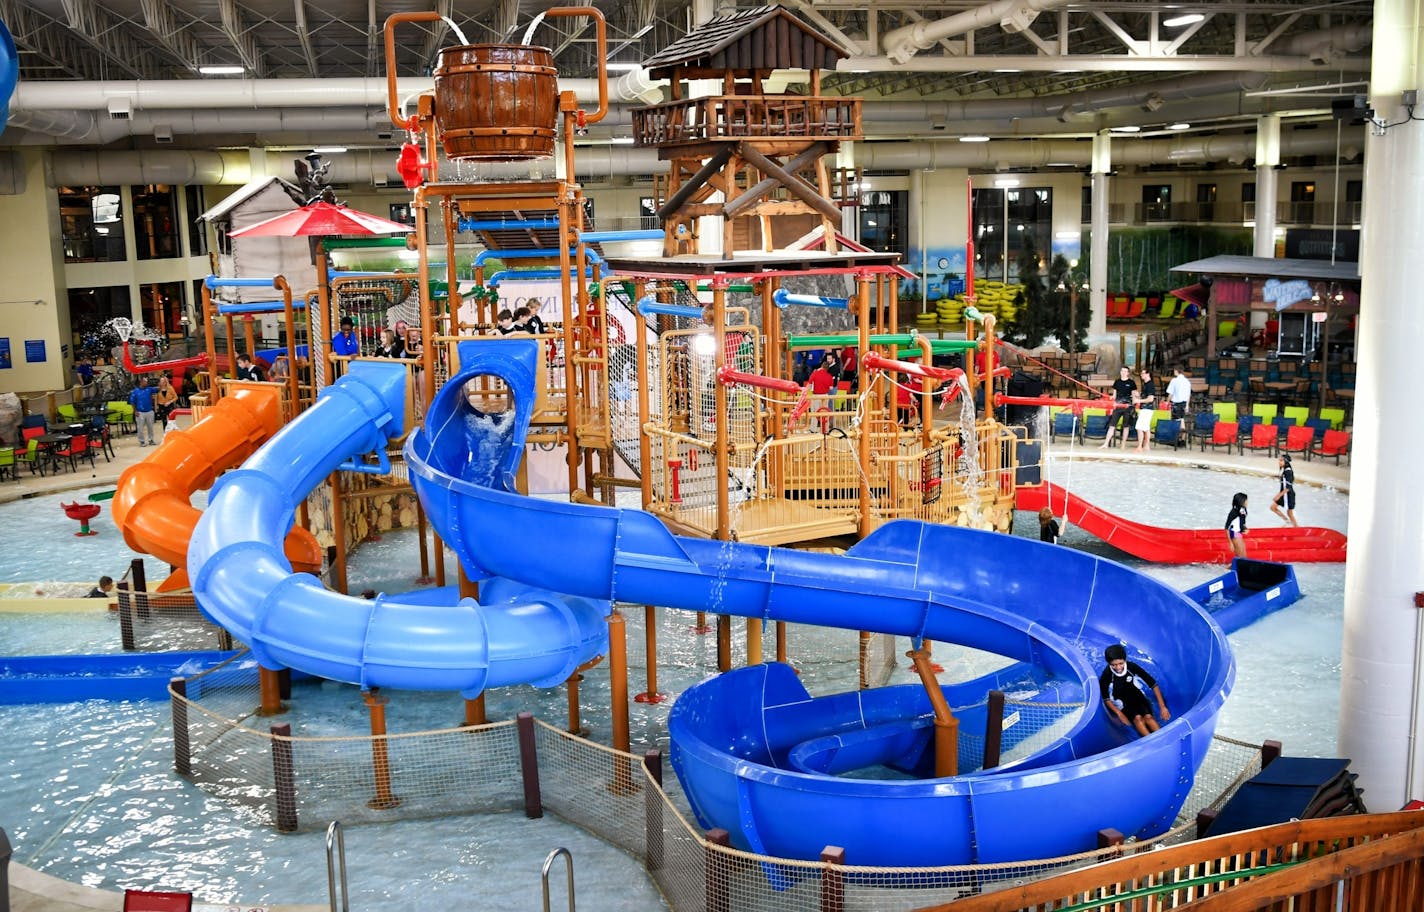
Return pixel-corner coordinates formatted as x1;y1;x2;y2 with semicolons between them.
0;458;1349;906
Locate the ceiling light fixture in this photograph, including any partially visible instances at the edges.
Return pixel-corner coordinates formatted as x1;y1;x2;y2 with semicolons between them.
994;177;1020;188
1109;125;1142;133
1168;123;1191;131
312;146;347;154
606;62;641;72
198;65;245;75
959;135;991;142
1163;13;1205;27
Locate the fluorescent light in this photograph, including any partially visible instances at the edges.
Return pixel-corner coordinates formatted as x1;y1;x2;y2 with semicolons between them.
960;135;991;143
312;146;347;154
198;65;245;75
1163;13;1205;27
606;62;641;72
1168;122;1191;131
609;137;635;145
994;177;1020;188
1109;125;1141;133
1055;231;1081;240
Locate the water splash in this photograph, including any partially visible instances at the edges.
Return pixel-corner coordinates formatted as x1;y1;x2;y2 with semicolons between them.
520;12;548;46
953;373;987;528
441;16;470;46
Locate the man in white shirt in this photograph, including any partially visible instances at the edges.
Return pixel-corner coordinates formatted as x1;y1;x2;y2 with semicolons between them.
1166;364;1192;420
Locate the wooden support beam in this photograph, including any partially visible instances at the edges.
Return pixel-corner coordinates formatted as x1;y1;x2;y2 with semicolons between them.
656;146;734;220
723;143;828;219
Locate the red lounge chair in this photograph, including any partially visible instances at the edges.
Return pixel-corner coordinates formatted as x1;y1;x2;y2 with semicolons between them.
1310;429;1351;465
1241;422;1277;456
1201;421;1238;453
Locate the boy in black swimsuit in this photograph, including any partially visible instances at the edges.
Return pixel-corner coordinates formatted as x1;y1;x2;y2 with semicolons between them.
1100;643;1170;736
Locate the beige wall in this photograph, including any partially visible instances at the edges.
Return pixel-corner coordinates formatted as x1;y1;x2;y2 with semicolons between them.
0;150;67;394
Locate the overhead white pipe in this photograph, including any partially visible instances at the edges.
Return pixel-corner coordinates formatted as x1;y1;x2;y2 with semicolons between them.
6;70;1268;144
48;129;1362;187
11;75;662;112
1276;24;1374;63
881;0;1074;65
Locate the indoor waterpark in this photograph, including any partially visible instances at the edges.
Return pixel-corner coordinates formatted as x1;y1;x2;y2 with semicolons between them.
0;2;1420;911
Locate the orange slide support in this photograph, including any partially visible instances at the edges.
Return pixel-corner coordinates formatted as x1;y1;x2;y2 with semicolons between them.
111;386;323;591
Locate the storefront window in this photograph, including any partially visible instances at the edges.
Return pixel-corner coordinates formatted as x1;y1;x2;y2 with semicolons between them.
59;186;127;262
133;184;181;259
68;287;133;363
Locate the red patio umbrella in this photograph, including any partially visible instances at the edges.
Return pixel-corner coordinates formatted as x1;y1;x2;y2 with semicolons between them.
228;200;414;237
1169;282;1210;308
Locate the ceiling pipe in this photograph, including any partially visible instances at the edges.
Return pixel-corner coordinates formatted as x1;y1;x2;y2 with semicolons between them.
5;68;1273;144
49;128;1362;187
881;0;1073;65
10;74;663;112
1275;24;1373;63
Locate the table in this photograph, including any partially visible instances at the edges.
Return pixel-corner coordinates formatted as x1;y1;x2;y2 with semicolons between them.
34;433;73;474
1262;380;1296;406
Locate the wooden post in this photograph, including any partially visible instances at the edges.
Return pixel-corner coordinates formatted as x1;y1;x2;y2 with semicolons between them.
820;846;846;912
517;711;543;819
130;557;149;619
609;610;631;756
858;631;871;689
1262;739;1283;767
116;581;135;650
415;501;433;583
908;645;958;776
464;695;487;727
566;671;584;735
705;828;731;912
1196;807;1219;839
746;617;763;665
635;605;667;704
363;689;400;810
982;690;1006;770
170;676;191;777
271;722;298;832
776;621;788;663
644;750;665;872
716;614;732;672
258;667;285;716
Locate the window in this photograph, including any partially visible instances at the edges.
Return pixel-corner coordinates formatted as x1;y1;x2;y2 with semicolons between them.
1242;182;1256;220
639;196;659;230
185;186;208;256
132;184;181;259
972;186;1052;283
69;287;133;361
1080;186;1091;223
1344;179;1363;223
141;282;186;337
389;203;415;226
1196;183;1217;221
859;190;906;256
59;186;127;262
1289;181;1316;224
1141;185;1171;222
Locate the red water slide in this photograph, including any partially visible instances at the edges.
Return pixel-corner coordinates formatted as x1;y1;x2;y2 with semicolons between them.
1016;482;1347;564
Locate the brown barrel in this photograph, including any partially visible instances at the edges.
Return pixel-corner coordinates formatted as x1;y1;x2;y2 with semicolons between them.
433;44;559;161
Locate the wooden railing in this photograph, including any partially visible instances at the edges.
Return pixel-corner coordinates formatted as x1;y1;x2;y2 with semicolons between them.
631;95;862;146
917;810;1424;912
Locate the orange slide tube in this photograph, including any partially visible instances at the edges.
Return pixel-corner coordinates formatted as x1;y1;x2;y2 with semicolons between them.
111;387;323;590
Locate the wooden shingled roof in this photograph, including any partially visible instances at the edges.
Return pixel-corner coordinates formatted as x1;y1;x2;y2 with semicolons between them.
641;5;848;79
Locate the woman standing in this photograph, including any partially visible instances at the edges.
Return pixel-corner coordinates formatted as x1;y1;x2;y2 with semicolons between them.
1225;492;1248;559
153;374;178;427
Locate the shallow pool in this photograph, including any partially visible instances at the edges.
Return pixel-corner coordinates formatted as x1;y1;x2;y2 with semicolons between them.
0;456;1349;906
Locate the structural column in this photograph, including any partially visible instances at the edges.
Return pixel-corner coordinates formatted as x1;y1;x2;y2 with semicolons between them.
1338;0;1424;810
1253;114;1281;257
1088;131;1111;336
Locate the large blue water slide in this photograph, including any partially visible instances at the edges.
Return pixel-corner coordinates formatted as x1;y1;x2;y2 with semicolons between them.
188;358;608;696
0;21;17;135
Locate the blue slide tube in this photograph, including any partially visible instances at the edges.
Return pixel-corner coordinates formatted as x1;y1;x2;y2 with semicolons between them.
186;353;609;697
215;300;310;316
635;296;704;320
459;218;560;232
772;288;849;309
577;229;665;243
205;275;280;290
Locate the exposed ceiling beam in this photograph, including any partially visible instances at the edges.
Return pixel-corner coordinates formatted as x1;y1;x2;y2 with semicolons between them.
0;0;95;79
293;0;319;77
217;0;265;77
839;53;1369;72
139;0;206;72
58;0;148;78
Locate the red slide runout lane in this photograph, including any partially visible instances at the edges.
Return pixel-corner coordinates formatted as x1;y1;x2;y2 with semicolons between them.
1016;482;1346;564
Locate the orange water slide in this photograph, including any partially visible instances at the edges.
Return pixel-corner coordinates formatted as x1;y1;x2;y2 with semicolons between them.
111;386;323;590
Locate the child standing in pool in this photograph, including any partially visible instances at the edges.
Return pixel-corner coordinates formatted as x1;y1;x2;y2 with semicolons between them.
1225;491;1248;559
1100;643;1170;736
1271;454;1299;526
